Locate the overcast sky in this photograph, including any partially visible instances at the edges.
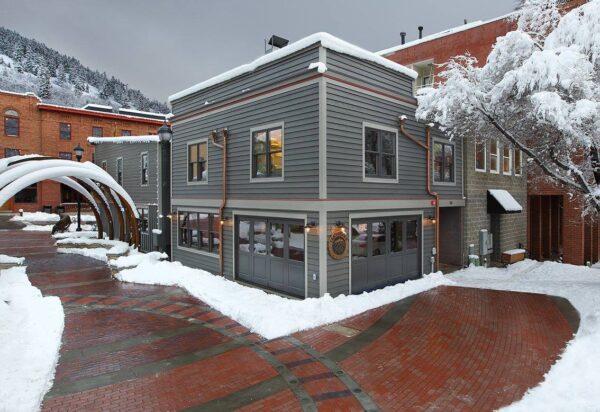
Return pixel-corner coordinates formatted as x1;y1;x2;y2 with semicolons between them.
0;0;515;102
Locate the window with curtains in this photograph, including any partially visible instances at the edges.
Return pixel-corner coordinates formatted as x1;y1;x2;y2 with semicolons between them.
177;211;220;254
187;140;208;183
251;125;283;179
433;141;455;183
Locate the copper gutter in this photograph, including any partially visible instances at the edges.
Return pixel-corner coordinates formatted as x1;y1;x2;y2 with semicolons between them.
399;118;440;270
210;128;228;276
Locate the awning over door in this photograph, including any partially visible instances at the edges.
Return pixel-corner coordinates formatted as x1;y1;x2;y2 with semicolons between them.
487;189;523;214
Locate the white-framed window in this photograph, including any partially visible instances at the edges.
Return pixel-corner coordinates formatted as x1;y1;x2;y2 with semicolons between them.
490;140;500;174
250;122;284;181
363;122;398;183
514;149;523;176
187;139;208;184
141;152;149;185
116;157;123;185
503;145;512;175
177;210;220;254
433;140;455;184
475;138;486;172
101;160;107;171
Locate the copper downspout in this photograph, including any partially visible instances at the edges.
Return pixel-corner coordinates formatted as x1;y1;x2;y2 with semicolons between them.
210;128;228;276
399;118;440;271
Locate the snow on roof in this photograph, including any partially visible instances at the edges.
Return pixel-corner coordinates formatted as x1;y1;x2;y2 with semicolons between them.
82;103;113;110
169;32;418;103
87;135;160;144
117;107;168;119
37;103;164;123
488;189;523;212
0;89;41;101
377;13;515;56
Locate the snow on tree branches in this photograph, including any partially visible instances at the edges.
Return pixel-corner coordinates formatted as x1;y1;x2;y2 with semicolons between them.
416;0;600;214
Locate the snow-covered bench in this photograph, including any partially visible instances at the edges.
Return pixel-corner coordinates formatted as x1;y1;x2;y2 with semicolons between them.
501;249;526;265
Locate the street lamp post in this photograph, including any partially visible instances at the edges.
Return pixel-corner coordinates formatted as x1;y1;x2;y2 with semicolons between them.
157;121;172;252
73;143;85;231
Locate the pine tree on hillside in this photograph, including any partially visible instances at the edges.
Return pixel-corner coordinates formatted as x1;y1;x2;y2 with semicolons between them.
38;67;52;99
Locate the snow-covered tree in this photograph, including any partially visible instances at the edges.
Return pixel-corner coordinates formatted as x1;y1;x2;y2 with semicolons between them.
38;67;52;99
417;0;600;213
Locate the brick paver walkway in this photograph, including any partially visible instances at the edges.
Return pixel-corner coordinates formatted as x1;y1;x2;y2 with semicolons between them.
0;227;579;411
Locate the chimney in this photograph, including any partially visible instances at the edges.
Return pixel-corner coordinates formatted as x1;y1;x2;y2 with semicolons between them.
418;26;423;39
400;32;406;44
464;19;468;24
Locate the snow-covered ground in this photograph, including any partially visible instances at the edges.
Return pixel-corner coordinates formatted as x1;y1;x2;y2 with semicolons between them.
55;236;131;262
11;212;96;223
117;259;452;339
447;260;600;412
118;257;600;410
0;265;64;412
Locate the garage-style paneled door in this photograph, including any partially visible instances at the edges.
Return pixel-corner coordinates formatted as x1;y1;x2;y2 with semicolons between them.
236;217;305;298
351;216;421;294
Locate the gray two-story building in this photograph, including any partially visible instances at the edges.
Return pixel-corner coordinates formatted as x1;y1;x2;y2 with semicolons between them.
90;134;171;254
168;33;464;298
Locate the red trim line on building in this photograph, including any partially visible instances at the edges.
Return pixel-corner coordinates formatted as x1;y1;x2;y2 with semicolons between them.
36;104;165;125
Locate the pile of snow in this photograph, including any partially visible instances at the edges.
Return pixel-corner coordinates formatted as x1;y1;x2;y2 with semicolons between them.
87;135;160;144
448;260;600;412
111;251;167;269
56;237;131;262
10;212;60;222
0;254;25;265
12;212;97;232
52;231;98;239
117;260;451;339
22;222;94;233
0;265;64;411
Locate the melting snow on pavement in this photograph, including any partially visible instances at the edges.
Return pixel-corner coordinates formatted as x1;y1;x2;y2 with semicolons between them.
0;265;64;412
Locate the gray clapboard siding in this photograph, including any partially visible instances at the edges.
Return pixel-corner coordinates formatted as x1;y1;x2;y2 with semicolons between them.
171;46;320;116
95;142;159;207
306;211;320;298
326;83;430;198
172;84;320;200
325;49;415;97
326;211;350;296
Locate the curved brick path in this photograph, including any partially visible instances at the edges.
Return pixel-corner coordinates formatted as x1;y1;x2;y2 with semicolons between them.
0;228;578;411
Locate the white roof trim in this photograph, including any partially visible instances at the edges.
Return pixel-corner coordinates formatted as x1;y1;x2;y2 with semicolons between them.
169;32;418;102
87;135;160;144
488;189;523;212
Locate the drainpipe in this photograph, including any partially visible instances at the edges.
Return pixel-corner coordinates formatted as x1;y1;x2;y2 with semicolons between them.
398;116;440;272
210;128;228;276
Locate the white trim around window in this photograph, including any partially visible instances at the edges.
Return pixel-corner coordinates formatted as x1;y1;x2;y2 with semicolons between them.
502;144;513;175
432;138;456;186
489;140;500;174
475;138;486;173
186;138;209;185
362;121;399;184
514;149;523;176
140;151;149;187
249;121;285;183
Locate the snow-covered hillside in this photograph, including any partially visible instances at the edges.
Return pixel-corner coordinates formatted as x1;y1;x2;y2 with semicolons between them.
0;27;167;113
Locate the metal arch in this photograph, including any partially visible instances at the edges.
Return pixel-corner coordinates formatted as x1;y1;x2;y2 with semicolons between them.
98;183;126;242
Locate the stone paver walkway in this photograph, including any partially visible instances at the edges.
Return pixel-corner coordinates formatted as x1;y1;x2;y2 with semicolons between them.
0;228;579;411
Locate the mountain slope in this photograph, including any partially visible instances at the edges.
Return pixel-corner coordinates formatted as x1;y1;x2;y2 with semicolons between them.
0;27;167;113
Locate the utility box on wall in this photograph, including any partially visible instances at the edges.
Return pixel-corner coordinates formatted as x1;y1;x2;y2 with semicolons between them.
479;229;493;256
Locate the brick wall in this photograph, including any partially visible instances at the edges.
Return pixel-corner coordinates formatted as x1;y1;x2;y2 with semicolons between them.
0;90;164;212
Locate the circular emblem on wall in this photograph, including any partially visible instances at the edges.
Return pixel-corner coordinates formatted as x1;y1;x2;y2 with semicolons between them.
328;228;348;260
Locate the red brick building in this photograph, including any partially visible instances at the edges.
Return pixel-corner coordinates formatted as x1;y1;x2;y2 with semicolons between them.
380;0;593;265
1;90;165;213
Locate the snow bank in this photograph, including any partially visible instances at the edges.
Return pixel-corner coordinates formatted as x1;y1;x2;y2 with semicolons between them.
448;260;600;412
0;266;64;412
56;238;130;261
117;260;452;339
57;247;110;262
111;251;167;269
0;254;25;265
11;212;96;223
87;135;160;144
169;32;417;102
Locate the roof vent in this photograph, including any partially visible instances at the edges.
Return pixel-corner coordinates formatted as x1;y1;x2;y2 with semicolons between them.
418;26;424;39
400;32;406;44
265;35;289;54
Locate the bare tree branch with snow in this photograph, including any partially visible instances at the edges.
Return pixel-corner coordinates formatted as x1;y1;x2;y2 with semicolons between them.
417;0;600;214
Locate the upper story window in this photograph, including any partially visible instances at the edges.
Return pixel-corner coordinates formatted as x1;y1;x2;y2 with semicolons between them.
363;124;397;181
251;125;283;180
121;130;132;136
410;60;434;95
58;152;72;160
4;148;20;157
188;140;208;183
503;145;512;175
514;150;523;176
59;122;71;140
475;139;486;172
433;141;455;183
4;110;19;137
101;160;107;171
92;127;103;137
141;152;149;185
116;157;123;185
490;140;500;174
